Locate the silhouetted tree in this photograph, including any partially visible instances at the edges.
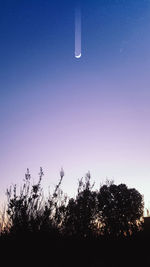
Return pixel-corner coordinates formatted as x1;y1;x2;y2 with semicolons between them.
63;172;99;238
3;169;144;241
97;181;144;237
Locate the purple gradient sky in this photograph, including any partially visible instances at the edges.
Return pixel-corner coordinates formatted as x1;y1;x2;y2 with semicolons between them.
0;0;150;211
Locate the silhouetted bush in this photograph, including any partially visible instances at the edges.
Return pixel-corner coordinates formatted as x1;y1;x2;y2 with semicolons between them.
5;168;66;237
0;169;148;267
0;168;144;241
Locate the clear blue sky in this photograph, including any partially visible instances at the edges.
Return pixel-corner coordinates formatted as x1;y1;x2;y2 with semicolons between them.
0;0;150;210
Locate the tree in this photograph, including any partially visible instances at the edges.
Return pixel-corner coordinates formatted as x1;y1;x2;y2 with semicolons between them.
4;168;144;240
97;181;144;237
63;172;99;238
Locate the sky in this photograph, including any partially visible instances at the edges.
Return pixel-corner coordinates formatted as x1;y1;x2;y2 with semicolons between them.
0;0;150;211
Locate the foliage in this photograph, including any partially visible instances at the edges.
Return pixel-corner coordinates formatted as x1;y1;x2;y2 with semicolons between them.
63;172;99;238
5;168;65;236
0;169;144;240
97;182;144;237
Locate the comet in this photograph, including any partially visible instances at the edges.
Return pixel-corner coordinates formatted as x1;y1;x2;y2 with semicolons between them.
75;53;81;59
75;6;81;59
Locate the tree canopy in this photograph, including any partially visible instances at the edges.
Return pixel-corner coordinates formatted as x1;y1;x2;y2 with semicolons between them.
97;181;144;237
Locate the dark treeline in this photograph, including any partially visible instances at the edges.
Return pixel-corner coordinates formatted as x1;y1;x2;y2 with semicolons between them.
0;168;149;266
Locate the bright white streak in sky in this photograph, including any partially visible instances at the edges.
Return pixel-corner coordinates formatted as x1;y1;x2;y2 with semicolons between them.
75;6;81;58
